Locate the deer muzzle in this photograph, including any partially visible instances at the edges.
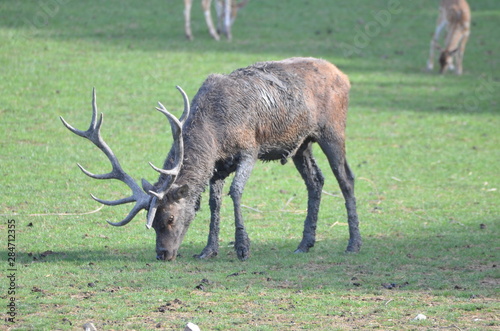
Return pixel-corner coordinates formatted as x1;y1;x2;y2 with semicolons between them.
156;248;177;261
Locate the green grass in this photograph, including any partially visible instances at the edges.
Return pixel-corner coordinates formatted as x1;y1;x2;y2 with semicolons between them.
1;0;499;329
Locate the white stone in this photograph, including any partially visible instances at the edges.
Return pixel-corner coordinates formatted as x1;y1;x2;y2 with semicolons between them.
185;322;201;331
413;314;427;321
83;322;97;331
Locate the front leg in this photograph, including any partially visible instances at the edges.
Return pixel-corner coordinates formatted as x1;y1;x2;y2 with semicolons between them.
194;176;225;259
202;0;220;40
223;0;232;40
427;18;447;71
230;152;256;260
184;0;194;40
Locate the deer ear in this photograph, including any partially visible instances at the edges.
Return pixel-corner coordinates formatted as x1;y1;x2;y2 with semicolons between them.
172;184;189;201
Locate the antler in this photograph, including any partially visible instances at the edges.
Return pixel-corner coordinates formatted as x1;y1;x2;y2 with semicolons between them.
148;85;189;183
146;86;190;228
60;88;151;226
176;85;191;125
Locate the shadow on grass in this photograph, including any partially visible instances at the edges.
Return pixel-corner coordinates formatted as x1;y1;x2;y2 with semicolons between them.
8;222;497;293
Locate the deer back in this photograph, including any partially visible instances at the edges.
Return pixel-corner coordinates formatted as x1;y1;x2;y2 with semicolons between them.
182;57;350;163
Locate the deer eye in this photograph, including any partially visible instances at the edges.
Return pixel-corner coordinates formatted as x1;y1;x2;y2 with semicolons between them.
167;215;175;225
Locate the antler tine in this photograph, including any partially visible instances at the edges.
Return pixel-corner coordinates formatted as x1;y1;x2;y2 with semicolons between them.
149;101;185;180
107;202;147;227
59;88;99;138
90;87;98;130
77;163;114;180
156;101;183;139
148;161;179;177
176;85;190;125
90;194;136;206
61;88;150;226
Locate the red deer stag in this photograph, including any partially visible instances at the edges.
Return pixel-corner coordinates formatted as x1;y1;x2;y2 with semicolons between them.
427;0;471;75
61;57;362;261
183;0;249;40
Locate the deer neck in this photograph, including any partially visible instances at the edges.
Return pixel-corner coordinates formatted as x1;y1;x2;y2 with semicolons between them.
160;122;218;199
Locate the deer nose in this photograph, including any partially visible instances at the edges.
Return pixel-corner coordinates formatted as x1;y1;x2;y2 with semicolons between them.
156;251;167;261
156;250;178;261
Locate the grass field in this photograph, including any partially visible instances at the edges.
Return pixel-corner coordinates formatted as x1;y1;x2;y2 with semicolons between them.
1;0;499;330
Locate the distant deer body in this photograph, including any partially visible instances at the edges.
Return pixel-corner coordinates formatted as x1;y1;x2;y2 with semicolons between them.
183;0;249;40
61;57;362;261
427;0;471;74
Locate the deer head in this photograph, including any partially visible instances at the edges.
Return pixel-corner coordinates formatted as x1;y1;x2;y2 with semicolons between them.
60;87;190;260
439;48;458;74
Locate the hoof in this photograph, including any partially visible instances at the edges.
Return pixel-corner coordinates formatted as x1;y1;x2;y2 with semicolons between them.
345;239;362;253
235;231;250;261
294;247;308;254
295;240;314;253
235;246;249;261
194;249;218;259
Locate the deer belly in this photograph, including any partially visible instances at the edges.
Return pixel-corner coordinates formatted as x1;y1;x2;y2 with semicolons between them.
258;138;310;164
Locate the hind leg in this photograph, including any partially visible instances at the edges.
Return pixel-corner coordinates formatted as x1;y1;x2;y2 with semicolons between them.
292;142;325;253
318;139;362;253
455;30;469;75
